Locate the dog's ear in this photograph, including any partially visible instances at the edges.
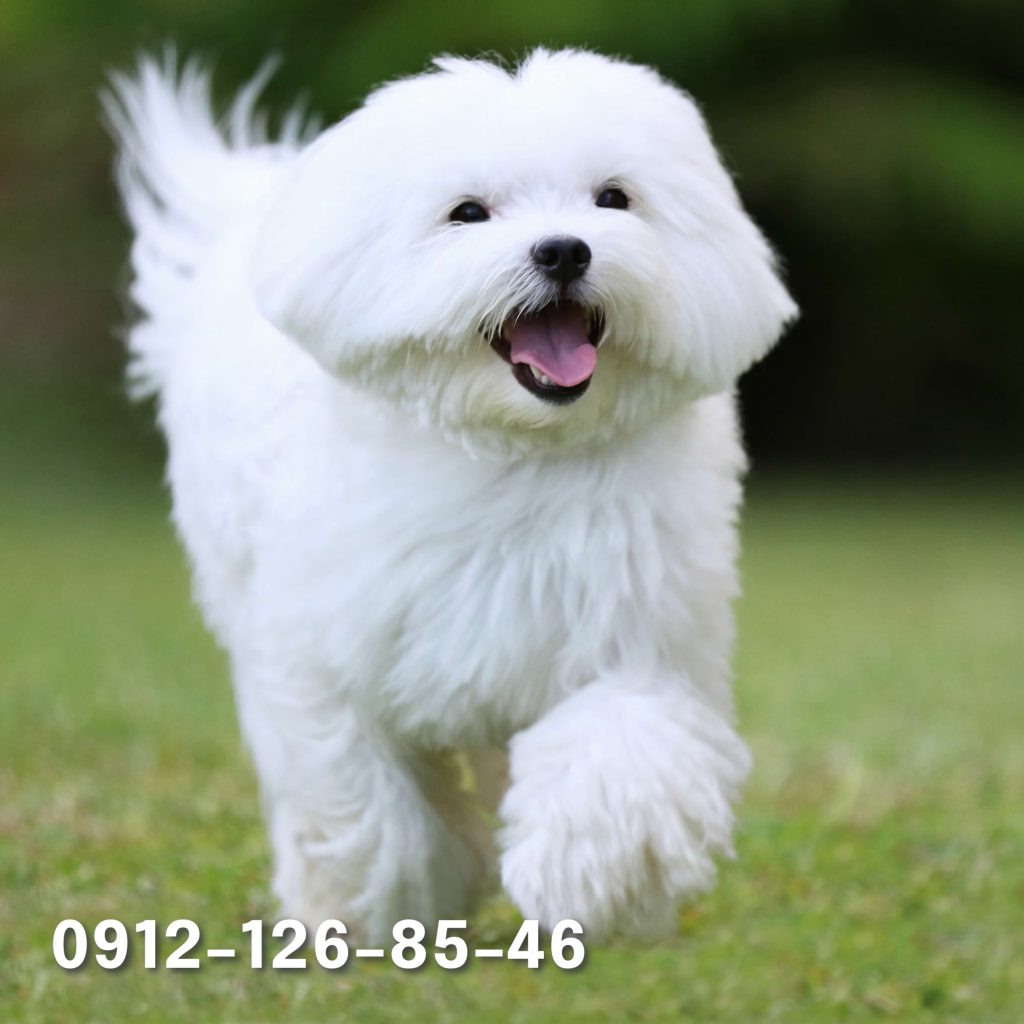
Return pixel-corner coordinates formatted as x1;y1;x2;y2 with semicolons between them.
248;126;405;374
642;85;798;394
663;206;798;395
249;143;342;367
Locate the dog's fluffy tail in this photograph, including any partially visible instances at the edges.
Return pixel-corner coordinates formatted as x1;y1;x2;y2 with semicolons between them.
103;51;314;398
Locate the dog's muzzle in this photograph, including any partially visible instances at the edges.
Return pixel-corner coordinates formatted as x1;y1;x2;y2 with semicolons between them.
490;301;605;405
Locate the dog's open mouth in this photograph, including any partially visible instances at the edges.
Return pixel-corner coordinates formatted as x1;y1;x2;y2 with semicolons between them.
490;301;604;405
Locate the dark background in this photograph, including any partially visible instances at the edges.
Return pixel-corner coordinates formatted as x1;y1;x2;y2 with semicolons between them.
1;0;1022;472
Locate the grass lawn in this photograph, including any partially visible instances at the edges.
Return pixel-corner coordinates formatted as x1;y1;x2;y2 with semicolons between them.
1;390;1021;1021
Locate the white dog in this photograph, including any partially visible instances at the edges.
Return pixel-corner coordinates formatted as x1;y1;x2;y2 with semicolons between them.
106;48;796;944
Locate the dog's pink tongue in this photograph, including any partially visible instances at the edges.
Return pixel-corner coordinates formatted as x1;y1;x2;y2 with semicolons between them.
506;305;596;387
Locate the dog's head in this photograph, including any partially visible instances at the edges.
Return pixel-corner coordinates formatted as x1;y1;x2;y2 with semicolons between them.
252;49;796;455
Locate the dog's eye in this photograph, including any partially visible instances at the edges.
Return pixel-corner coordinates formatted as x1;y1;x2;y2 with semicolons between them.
449;200;490;224
595;187;629;211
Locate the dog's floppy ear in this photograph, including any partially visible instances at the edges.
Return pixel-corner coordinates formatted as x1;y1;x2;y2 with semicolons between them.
643;84;798;393
249;124;407;374
249;134;356;371
665;207;798;395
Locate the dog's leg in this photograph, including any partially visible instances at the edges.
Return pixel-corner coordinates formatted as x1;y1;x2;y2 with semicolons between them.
237;691;484;945
498;674;751;939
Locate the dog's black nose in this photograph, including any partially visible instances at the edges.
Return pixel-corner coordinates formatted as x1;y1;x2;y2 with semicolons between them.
531;236;592;285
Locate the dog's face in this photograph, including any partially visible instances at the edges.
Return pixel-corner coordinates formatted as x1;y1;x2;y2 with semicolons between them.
253;49;796;455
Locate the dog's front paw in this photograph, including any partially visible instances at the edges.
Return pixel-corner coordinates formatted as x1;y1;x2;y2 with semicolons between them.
500;804;680;940
498;680;750;939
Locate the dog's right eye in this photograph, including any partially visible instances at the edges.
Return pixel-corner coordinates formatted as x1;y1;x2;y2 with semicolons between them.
595;186;629;210
449;200;490;224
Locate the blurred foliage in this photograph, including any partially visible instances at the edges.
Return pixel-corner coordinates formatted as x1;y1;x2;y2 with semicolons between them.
0;0;1021;465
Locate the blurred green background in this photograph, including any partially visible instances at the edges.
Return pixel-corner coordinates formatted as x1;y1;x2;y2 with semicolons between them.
2;2;1022;1022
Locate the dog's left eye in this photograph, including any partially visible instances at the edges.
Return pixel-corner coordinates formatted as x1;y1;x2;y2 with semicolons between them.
449;200;490;224
595;187;629;210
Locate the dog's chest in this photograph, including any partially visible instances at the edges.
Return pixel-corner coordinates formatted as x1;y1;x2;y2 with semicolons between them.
318;457;669;744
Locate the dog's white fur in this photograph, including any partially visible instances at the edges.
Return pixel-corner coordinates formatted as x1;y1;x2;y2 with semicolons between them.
106;48;796;943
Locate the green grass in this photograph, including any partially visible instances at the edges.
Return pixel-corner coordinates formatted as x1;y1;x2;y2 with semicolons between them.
1;418;1022;1021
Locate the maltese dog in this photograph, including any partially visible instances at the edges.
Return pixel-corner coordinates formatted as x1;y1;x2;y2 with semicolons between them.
106;48;796;944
